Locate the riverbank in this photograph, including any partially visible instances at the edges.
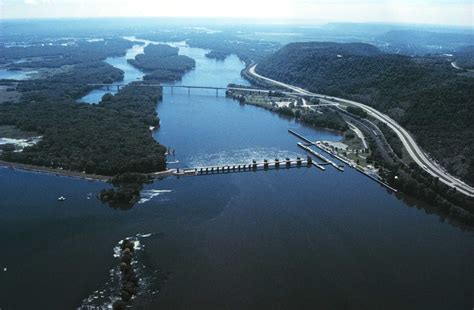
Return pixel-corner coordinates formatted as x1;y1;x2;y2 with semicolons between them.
0;160;110;182
0;158;186;183
226;87;348;134
243;63;474;225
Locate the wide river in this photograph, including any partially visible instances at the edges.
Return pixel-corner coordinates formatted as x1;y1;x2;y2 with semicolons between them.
0;39;473;309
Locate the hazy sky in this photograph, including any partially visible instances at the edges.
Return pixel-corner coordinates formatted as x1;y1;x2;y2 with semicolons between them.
1;0;473;26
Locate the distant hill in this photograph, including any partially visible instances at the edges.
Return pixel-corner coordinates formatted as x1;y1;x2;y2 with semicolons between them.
376;30;474;55
274;42;382;57
378;30;474;46
257;41;474;184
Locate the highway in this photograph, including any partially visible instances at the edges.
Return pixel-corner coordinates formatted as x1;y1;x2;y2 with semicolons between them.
248;64;474;197
451;62;462;70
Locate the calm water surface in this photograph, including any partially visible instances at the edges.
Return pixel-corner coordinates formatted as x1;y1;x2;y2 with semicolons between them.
0;40;473;309
80;40;147;104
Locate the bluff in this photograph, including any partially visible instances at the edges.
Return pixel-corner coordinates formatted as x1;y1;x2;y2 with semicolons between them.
257;42;474;184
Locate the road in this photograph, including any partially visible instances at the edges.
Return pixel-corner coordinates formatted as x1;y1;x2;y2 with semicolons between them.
248;64;474;197
451;62;462;70
347;123;368;149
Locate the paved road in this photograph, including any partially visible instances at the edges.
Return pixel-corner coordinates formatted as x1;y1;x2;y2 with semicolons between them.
249;65;474;197
451;62;462;70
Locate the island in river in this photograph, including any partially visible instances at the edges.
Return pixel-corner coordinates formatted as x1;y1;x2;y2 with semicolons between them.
128;43;196;82
0;21;473;310
0;38;173;207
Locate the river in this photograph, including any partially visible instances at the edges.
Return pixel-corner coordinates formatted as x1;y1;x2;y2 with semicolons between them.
0;38;473;309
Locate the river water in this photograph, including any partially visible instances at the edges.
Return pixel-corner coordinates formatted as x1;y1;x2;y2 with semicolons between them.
79;38;148;104
0;39;473;309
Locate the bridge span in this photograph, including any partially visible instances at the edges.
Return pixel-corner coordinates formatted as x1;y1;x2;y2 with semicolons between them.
86;83;278;97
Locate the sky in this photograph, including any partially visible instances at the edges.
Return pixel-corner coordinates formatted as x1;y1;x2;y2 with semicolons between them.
0;0;473;26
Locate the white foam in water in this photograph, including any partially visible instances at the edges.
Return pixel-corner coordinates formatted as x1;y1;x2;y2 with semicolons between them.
136;233;152;238
187;147;302;168
81;235;157;309
113;245;121;258
138;189;172;204
134;240;142;251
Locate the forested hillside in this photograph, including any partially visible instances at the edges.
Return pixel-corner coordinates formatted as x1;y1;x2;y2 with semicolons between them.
258;42;474;184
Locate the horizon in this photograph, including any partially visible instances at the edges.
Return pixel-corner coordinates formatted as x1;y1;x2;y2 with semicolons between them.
1;16;472;31
1;0;473;27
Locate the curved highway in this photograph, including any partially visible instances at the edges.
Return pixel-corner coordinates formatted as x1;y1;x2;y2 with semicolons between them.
248;64;474;197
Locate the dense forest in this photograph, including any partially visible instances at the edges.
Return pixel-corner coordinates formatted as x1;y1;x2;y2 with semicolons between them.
1;38;136;68
276;106;348;132
135;32;279;65
205;50;229;60
143;69;184;82
18;61;124;101
257;42;474;185
0;61;166;176
300;108;348;132
454;45;474;69
98;173;153;209
186;34;278;64
128;43;195;82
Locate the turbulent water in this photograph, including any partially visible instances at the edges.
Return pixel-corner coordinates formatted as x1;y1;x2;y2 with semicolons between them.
0;39;473;310
79;234;162;309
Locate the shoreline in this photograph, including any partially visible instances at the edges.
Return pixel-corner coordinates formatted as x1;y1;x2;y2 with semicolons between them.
0;160;111;182
226;89;347;136
0;160;178;182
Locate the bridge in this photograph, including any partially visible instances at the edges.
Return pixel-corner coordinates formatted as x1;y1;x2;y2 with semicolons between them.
86;83;278;97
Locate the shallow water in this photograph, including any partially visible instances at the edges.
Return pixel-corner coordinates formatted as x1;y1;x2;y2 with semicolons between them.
0;40;473;309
